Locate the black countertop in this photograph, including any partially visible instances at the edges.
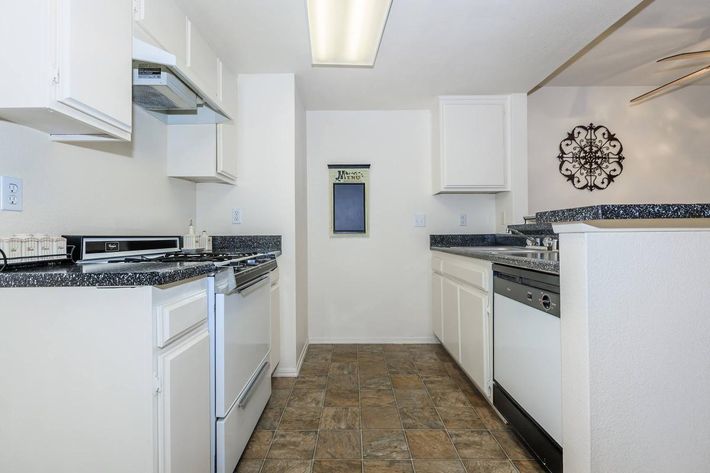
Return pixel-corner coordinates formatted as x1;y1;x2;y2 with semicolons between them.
431;246;559;275
536;203;710;223
0;261;217;288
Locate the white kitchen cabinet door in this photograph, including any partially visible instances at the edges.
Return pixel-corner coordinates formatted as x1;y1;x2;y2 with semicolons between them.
56;0;132;133
435;96;511;193
216;67;238;180
167;123;235;184
270;277;281;375
0;0;132;141
157;327;211;473
459;284;490;395
186;19;221;102
432;272;443;341
134;0;188;68
441;277;460;362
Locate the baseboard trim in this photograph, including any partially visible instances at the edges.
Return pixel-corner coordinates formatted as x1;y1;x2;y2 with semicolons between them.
308;336;439;344
274;341;310;378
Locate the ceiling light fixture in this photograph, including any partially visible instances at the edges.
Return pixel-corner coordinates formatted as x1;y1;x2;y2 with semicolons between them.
307;0;393;67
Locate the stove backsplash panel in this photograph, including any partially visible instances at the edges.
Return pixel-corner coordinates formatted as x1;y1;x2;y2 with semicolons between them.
211;235;282;254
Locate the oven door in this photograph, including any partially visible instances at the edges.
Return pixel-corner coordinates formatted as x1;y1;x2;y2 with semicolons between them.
215;274;271;418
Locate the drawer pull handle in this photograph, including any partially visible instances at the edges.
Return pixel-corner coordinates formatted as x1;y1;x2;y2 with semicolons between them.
237;360;270;409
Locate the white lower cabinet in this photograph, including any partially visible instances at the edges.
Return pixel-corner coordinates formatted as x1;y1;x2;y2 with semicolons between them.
432;251;493;399
459;284;490;395
157;328;211;473
442;277;461;361
432;272;443;341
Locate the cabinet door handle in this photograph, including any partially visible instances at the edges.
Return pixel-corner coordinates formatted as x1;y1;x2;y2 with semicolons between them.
237;360;270;409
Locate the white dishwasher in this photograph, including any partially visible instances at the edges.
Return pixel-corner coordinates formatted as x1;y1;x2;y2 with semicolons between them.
493;264;562;473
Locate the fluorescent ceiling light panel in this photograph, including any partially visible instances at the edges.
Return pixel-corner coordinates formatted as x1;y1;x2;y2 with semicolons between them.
307;0;393;66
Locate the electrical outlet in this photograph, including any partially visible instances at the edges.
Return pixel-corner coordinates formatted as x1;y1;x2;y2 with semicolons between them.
0;176;22;212
414;213;427;227
459;214;467;226
232;208;242;224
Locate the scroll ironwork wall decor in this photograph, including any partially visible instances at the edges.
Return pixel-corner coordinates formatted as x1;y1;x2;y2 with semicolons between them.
557;123;625;191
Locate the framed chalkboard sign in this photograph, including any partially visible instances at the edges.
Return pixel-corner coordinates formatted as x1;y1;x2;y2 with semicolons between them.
328;164;370;236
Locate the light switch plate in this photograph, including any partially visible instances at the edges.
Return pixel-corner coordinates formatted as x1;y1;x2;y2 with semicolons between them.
414;213;427;227
0;176;23;211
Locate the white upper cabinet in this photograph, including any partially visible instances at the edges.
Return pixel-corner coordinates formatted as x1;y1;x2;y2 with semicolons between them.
134;0;188;68
0;0;133;141
186;20;221;104
433;95;513;194
166;66;237;184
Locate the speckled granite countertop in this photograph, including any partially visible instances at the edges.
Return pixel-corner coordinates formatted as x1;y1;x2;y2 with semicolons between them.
536;203;710;223
0;261;217;288
432;247;559;274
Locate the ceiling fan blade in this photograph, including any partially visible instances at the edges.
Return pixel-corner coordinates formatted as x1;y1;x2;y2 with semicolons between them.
657;50;710;62
630;65;710;103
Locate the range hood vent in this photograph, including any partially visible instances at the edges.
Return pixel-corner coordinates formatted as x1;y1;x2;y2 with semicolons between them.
132;38;230;124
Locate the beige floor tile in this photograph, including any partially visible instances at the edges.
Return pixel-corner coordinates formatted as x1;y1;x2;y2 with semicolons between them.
325;387;360;407
242;430;274;459
330;362;359;376
436;406;485;430
269;389;293;409
449;431;507;460
328;374;360;388
288;389;326;408
332;352;359;363
261;459;313;473
364;461;414;473
474;406;510;431
279;407;322;430
405;430;457;459
429;389;470;407
391;374;424;390
362;430;410;460
315;430;362;459
295;375;328;390
360;374;393;389
272;377;296;389
362;406;402;429
512;460;547;473
313;460;363;473
462;460;518;473
399;408;444;429
257;407;284;430
361;389;396;407
320;407;361;430
235;459;263;473
491;431;534;460
267;431;318;459
393;389;433;408
413;460;466;473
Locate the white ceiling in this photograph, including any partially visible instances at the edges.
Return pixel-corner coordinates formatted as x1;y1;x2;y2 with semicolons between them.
175;0;642;109
549;0;710;86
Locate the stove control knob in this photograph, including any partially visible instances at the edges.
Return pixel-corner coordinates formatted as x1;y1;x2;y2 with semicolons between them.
541;294;552;311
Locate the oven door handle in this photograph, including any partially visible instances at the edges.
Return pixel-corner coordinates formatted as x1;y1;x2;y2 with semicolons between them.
237;360;270;409
224;274;270;296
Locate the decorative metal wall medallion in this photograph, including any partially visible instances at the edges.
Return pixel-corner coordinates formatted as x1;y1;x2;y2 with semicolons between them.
557;123;625;191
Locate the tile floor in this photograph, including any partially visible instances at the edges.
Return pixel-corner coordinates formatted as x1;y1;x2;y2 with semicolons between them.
236;343;546;473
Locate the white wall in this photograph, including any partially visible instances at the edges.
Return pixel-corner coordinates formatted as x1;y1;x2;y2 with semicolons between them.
0;107;196;235
195;74;305;374
307;110;496;343
528;86;710;213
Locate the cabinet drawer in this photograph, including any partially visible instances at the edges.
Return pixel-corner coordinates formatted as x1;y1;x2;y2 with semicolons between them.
157;291;208;348
442;259;488;292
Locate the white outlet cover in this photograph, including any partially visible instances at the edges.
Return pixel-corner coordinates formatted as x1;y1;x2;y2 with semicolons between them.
459;214;467;226
414;213;427;227
0;176;23;212
232;208;242;224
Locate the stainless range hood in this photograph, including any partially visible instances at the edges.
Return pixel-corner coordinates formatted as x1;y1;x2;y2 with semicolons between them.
132;38;230;124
